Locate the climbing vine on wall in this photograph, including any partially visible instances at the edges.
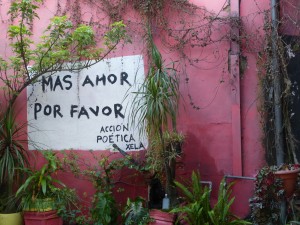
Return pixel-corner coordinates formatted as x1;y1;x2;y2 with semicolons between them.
256;0;300;164
51;0;300;163
53;0;236;110
3;0;299;163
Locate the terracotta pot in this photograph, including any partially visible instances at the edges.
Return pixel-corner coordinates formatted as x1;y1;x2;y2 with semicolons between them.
0;212;23;225
274;168;300;198
149;209;175;225
24;210;62;225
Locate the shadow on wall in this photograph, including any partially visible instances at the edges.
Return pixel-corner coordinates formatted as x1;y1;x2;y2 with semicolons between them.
178;130;220;196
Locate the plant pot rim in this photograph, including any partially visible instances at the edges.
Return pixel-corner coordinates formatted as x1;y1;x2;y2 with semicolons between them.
23;197;55;212
150;209;175;222
274;168;300;175
0;212;22;215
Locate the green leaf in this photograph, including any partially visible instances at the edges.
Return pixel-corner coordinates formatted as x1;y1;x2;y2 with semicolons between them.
41;178;47;195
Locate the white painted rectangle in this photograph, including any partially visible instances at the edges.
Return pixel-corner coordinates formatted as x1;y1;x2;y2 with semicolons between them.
27;55;147;151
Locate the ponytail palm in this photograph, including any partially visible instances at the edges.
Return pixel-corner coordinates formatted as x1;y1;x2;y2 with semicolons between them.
131;42;180;206
131;44;179;136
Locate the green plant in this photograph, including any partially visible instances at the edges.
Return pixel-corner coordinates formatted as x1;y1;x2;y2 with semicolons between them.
55;187;81;224
249;166;284;225
208;180;250;225
91;190;118;225
16;151;66;211
62;151;144;225
171;171;211;224
0;0;128;212
249;164;300;225
89;154;149;225
146;131;184;177
122;197;151;225
130;38;180;206
0;106;29;213
15;151;86;224
0;0;129;107
88;156;120;225
172;171;251;225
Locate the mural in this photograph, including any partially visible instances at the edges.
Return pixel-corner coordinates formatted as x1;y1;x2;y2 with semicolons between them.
27;55;147;151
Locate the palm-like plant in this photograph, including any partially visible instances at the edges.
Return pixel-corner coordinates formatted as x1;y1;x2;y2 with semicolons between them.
0;106;29;212
131;43;179;135
172;171;251;225
130;41;180;206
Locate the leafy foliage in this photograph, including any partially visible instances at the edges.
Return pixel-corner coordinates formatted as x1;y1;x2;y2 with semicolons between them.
122;197;151;225
15;150;84;223
0;0;129;106
250;166;284;225
146;131;184;176
172;171;251;225
55;187;82;224
0;0;128;213
91;190;118;225
61;151;145;224
172;171;211;224
16;151;66;210
0;106;29;212
208;181;250;225
130;38;180;206
131;43;179;137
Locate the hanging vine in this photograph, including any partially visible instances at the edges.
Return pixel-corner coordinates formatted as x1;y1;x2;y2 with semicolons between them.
7;0;300;164
256;0;300;164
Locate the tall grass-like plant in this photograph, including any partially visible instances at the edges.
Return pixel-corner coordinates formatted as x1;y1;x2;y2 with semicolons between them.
0;106;29;212
130;41;180;206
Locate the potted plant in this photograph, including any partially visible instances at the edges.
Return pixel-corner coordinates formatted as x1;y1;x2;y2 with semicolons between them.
149;209;175;225
250;164;300;224
130;29;181;211
0;106;29;225
130;38;182;223
146;131;184;219
147;131;185;176
250;165;283;224
273;164;300;198
16;151;71;225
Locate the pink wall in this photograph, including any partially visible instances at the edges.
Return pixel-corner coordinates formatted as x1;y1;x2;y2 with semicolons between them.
281;0;300;36
0;0;273;218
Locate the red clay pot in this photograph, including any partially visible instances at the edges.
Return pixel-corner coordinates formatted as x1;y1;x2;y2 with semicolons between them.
149;209;175;225
274;168;300;198
23;210;63;225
